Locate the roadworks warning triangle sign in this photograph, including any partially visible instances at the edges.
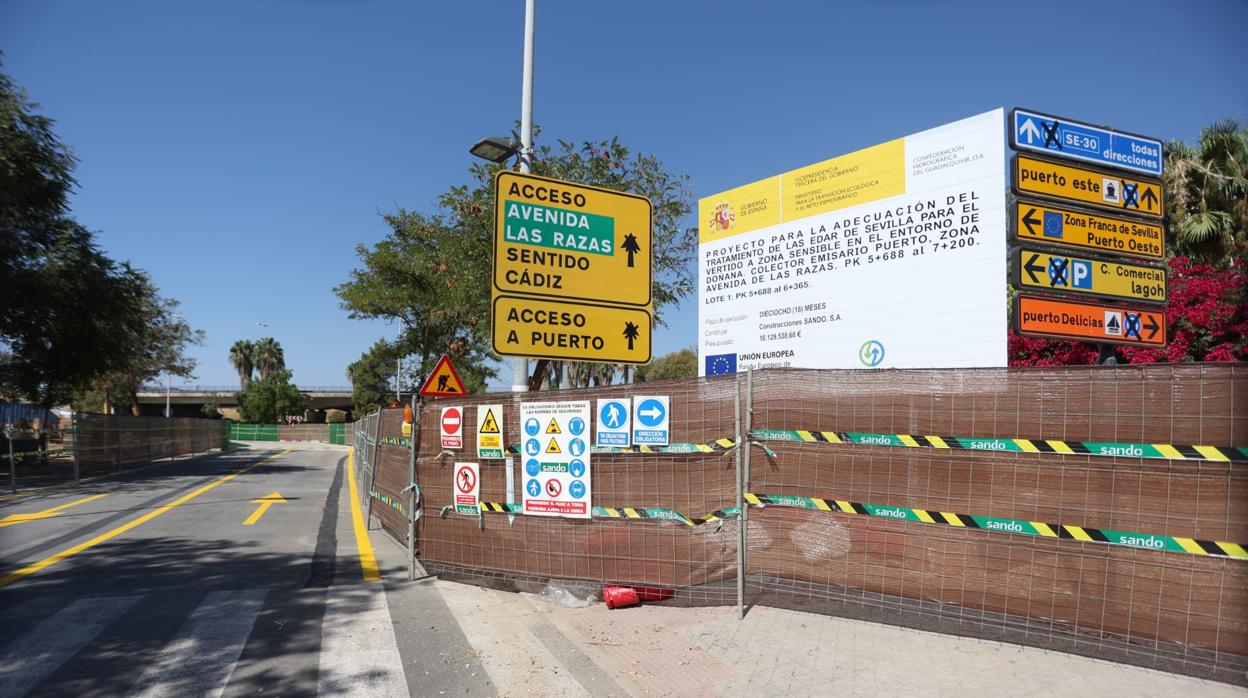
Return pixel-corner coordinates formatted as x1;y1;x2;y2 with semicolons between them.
545;418;562;434
480;409;500;434
418;353;467;398
545;438;562;454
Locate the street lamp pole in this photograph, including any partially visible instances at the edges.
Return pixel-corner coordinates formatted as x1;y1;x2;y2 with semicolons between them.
512;0;536;393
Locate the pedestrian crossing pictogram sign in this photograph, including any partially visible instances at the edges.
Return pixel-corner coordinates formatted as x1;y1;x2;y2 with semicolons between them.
419;354;467;398
476;405;504;459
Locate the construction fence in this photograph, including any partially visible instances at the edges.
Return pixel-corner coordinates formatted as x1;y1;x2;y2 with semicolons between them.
227;422;349;445
352;364;1248;685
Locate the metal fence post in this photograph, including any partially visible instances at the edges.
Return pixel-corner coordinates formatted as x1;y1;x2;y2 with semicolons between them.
368;411;382;526
742;368;753;612
735;374;744;619
407;396;422;581
7;427;15;494
72;411;80;481
115;417;123;473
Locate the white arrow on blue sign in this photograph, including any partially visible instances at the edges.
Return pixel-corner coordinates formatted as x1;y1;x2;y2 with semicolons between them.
1011;108;1163;178
632;396;670;446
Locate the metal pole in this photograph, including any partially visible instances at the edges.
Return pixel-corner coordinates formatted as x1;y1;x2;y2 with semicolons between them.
8;428;15;494
742;368;753;609
72;411;80;481
165;373;171;418
396;356;402;403
407;396;421;581
115;417;123;473
511;0;536;394
735;374;744;619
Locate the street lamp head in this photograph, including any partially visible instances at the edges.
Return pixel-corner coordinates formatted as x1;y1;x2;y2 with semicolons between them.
469;136;520;163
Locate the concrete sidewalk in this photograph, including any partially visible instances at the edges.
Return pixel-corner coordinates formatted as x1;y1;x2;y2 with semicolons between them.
369;538;1245;696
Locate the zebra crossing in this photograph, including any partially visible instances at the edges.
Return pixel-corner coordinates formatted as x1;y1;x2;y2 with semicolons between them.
0;583;408;697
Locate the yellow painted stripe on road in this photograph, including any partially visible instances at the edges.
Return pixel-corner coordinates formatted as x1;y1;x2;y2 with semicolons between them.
345;450;381;583
0;493;108;527
0;451;290;591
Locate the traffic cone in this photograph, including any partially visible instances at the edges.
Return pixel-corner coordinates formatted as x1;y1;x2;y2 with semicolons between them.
603;585;640;609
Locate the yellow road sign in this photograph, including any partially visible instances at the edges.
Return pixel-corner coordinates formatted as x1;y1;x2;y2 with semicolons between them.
1012;247;1166;304
492;295;651;364
493;171;652;306
1013;155;1163;219
1013;201;1165;260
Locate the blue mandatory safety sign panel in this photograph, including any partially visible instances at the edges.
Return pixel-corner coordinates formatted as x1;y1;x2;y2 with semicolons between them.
1011;108;1163;178
596;397;632;448
632;395;670;446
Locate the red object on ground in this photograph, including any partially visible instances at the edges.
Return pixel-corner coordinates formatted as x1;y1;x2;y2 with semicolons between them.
603;585;674;609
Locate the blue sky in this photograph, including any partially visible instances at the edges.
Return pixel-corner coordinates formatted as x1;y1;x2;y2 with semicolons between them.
3;0;1244;389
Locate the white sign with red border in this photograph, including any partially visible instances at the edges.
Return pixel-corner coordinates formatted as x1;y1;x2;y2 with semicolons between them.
440;407;463;449
519;400;591;519
453;462;480;516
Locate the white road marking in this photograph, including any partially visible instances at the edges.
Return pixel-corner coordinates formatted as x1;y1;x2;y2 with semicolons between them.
317;583;409;697
127;588;268;698
0;595;139;698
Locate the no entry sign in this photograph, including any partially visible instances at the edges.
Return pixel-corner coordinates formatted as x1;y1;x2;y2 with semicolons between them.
440;407;463;449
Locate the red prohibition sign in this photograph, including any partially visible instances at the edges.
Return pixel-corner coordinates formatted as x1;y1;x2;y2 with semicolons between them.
442;408;462;434
545;479;562;498
456;467;476;493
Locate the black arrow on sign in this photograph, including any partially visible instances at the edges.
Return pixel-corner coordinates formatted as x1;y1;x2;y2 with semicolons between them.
621;233;640;268
1142;314;1160;340
1023;253;1045;284
1021;208;1042;236
1141;188;1159;211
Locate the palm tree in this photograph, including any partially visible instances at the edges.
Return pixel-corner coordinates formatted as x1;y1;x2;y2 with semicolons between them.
253;337;285;379
229;340;255;389
1164;119;1248;262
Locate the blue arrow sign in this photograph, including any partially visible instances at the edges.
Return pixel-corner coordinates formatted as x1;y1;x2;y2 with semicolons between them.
1011;109;1163;178
636;398;666;427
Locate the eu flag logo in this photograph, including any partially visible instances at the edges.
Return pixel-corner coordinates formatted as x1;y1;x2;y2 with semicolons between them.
705;353;737;376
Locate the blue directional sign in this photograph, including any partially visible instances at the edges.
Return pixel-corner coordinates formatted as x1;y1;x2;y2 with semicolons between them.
596;398;632;447
1011;108;1163;178
632;395;670;446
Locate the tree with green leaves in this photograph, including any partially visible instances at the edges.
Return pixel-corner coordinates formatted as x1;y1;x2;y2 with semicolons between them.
1164;119;1247;262
635;347;698;382
2;66;201;407
336;131;696;391
346;338;400;415
253;337;285;379
229;340;255;389
235;369;308;423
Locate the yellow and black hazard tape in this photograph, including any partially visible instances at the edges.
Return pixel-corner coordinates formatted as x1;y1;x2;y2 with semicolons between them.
751;429;1248;463
370;489;409;517
472;493;1246;562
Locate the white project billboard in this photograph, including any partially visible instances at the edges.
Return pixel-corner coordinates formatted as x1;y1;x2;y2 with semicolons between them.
698;109;1006;374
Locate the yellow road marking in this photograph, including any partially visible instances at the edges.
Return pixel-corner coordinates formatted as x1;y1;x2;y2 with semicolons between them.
345;450;381;582
0;451;290;591
0;493;108;527
242;492;287;526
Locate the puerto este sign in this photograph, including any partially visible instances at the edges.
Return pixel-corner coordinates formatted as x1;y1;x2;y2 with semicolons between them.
492;296;651;364
1012;247;1166;304
1011;109;1164;178
1015;295;1165;347
1014;201;1164;260
697;109;1007;373
493;171;651;306
1013;155;1163;219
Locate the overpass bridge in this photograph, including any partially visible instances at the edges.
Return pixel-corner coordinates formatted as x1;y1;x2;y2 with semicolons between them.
135;385;355;419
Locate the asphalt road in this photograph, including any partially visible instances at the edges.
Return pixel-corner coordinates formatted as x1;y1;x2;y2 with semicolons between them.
0;445;490;698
